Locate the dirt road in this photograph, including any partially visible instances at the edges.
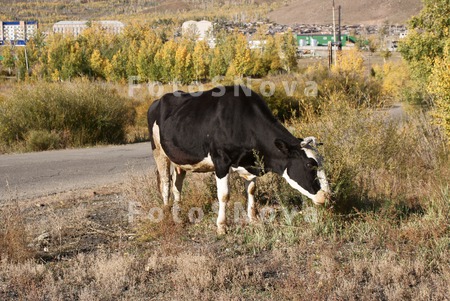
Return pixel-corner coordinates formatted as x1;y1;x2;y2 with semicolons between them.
0;142;155;201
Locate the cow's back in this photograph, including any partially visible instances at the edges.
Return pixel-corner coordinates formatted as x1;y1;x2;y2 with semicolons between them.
148;86;296;167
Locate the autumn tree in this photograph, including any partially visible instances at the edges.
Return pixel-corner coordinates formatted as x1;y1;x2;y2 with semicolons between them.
106;50;128;82
399;0;450;130
136;31;163;82
1;45;16;75
428;41;450;142
279;30;298;73
154;39;178;83
90;48;106;78
263;35;282;74
209;47;227;79
399;0;450;82
173;43;193;84
192;40;209;81
228;33;252;77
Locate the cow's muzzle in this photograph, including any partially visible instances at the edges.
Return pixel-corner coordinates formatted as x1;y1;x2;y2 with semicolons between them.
312;190;330;205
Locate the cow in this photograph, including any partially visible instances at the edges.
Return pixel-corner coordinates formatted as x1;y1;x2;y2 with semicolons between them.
147;85;330;234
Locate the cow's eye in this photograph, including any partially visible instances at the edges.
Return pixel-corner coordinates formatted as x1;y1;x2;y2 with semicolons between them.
306;160;317;169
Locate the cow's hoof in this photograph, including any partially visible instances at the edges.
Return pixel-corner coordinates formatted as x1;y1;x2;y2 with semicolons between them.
217;226;227;236
248;215;259;224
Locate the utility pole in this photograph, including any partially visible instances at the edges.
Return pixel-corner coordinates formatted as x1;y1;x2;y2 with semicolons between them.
24;45;29;75
338;5;342;50
332;0;337;66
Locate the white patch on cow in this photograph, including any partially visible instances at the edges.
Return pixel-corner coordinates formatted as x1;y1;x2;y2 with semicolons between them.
231;166;256;181
282;169;328;205
302;147;331;195
216;174;229;235
245;179;257;222
232;167;257;221
152;122;162;149
176;154;215;172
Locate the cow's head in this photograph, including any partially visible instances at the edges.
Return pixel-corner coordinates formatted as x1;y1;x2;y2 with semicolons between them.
276;136;331;205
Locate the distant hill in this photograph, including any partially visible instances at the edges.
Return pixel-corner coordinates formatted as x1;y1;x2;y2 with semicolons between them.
268;0;423;25
0;0;422;28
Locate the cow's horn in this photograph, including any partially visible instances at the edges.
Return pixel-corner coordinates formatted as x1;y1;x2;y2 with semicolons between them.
301;136;317;147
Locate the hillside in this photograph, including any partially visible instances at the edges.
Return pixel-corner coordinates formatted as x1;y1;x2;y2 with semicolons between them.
268;0;423;25
0;0;275;27
1;0;422;27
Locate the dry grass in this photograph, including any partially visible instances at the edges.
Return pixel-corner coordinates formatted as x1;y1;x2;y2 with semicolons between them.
0;202;34;263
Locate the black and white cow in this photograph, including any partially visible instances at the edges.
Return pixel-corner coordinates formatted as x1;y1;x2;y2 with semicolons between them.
147;85;330;234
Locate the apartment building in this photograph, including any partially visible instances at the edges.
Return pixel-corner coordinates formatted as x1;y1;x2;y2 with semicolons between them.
53;20;125;37
0;21;38;45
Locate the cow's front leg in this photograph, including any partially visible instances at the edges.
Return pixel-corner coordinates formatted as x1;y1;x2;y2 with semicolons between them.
216;174;229;235
245;178;258;223
172;167;186;222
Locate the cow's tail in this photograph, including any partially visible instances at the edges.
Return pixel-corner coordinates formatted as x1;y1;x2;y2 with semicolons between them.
147;99;165;196
147;99;161;151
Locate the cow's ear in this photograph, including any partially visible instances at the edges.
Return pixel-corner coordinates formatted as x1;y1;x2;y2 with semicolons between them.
275;139;290;155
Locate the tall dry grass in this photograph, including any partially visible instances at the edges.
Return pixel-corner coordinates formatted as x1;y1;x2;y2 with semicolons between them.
289;102;448;213
0;202;34;263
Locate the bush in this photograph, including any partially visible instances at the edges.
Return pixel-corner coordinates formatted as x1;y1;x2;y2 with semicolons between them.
25;130;61;152
301;50;385;112
0;81;135;150
289;103;449;213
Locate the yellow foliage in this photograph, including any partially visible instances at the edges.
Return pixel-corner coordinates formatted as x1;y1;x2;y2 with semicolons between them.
228;34;252;77
372;61;411;101
90;49;104;76
332;48;364;79
428;42;450;143
192;40;209;81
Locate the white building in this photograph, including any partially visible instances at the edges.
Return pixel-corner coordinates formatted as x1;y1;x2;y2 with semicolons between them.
182;20;213;41
53;21;88;37
0;21;38;45
53;20;125;37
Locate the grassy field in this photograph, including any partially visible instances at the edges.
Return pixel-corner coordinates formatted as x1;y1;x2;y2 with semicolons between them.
1;100;448;300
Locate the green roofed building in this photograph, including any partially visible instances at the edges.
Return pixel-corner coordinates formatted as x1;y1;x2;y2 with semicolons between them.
296;34;356;47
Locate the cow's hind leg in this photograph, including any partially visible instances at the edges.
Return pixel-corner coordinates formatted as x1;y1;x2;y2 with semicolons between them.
245;178;258;223
154;149;171;206
172;168;186;221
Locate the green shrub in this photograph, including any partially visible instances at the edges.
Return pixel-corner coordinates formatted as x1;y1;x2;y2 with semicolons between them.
25;130;61;152
0;81;135;149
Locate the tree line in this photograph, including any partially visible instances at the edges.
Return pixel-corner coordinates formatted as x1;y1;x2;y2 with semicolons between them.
0;23;298;84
